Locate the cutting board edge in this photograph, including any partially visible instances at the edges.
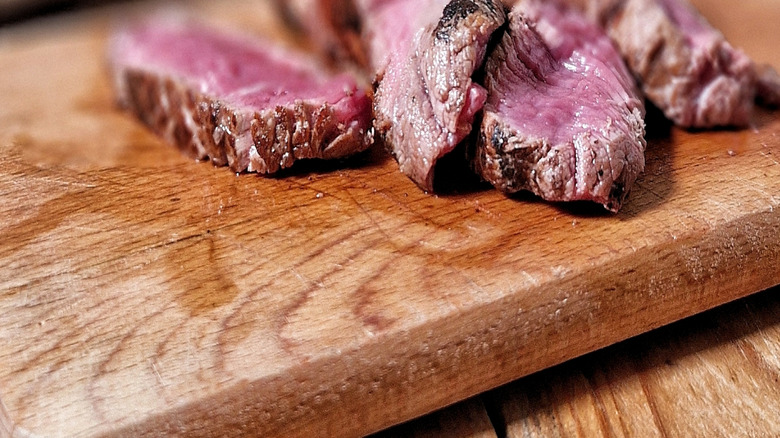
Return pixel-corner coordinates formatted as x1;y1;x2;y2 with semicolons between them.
78;207;780;438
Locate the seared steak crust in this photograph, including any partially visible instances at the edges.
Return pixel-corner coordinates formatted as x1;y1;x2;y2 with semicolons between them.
119;70;369;174
373;0;506;190
478;115;643;212
436;0;484;38
475;1;646;212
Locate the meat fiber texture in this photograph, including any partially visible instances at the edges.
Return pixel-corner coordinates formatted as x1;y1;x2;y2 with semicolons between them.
561;0;780;128
110;17;373;174
475;0;646;212
367;0;506;191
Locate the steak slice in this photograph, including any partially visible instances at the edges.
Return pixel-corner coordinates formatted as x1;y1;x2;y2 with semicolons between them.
475;0;646;212
369;0;506;190
109;18;373;174
562;0;780;128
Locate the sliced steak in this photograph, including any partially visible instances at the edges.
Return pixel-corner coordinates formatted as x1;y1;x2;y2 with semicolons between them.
475;0;646;212
369;0;506;190
109;18;373;174
562;0;780;128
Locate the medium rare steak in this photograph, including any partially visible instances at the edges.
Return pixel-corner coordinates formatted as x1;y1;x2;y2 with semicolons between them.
561;0;780;128
110;18;373;174
475;0;646;212
369;0;506;190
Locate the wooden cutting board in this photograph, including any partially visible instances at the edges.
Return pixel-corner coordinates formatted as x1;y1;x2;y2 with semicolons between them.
2;0;780;436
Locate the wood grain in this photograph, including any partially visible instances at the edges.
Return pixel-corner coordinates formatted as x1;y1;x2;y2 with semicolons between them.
1;1;780;437
382;286;780;437
476;284;780;438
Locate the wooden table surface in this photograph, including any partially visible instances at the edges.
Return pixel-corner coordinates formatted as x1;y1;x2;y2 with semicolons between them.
1;0;780;437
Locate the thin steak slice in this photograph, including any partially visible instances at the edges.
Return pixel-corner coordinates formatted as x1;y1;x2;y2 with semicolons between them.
475;0;646;212
110;18;373;174
562;0;780;128
367;0;506;191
